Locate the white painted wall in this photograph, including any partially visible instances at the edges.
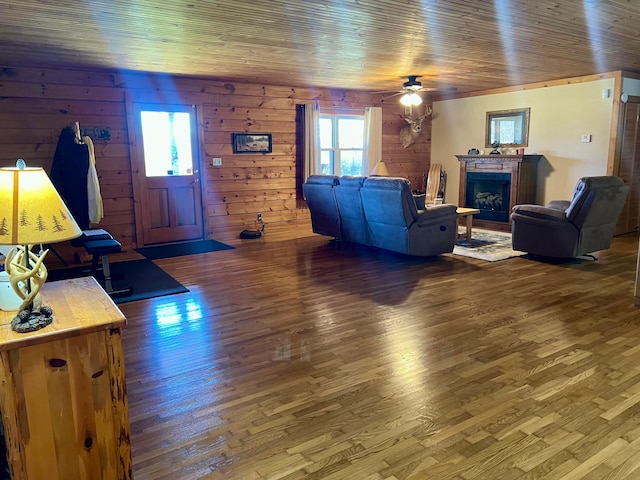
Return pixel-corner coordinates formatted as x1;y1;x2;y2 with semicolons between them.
431;78;615;205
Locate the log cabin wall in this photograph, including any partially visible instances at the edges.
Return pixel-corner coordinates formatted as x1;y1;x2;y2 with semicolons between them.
0;66;430;260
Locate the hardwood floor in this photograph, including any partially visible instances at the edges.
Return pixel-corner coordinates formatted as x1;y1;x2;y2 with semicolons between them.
118;227;640;479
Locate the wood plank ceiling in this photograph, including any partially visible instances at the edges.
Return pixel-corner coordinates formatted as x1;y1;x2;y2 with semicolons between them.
0;0;638;94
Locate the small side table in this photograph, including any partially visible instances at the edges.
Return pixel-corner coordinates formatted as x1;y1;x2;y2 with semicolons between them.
456;207;480;242
0;277;132;480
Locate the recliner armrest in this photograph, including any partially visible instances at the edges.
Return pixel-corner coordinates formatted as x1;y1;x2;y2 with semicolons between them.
512;204;569;222
424;204;457;213
416;204;457;226
546;200;571;211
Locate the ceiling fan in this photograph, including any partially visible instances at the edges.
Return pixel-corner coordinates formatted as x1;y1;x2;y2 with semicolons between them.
375;75;456;105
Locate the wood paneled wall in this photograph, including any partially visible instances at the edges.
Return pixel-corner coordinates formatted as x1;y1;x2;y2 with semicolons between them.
0;66;429;259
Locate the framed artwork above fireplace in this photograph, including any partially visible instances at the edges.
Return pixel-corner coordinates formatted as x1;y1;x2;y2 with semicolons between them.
485;108;530;148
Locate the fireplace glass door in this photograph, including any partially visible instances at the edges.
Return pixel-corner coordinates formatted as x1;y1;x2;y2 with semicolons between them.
465;172;511;222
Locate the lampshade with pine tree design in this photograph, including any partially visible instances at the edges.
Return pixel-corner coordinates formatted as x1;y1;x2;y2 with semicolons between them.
0;165;82;246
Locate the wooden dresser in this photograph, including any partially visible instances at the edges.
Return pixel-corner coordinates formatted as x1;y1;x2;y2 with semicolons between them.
0;277;132;480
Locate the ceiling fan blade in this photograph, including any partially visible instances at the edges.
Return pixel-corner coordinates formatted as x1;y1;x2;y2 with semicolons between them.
420;86;458;93
370;83;457;99
380;92;404;101
370;89;400;95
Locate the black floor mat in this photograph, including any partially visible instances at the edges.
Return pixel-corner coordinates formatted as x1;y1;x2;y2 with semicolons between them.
48;259;189;304
135;239;234;260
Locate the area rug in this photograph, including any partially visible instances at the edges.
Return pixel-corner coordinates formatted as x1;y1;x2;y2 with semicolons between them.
48;259;189;304
449;228;527;262
135;239;234;260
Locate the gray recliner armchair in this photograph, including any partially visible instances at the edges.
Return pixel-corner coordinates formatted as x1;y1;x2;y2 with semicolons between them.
511;176;629;258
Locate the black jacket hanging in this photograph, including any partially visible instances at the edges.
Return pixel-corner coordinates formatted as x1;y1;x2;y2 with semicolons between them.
50;126;90;230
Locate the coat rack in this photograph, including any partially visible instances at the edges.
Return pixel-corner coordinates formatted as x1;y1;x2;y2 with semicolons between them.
71;121;83;144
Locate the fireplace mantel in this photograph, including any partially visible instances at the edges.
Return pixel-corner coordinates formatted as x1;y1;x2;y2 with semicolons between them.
456;154;541;230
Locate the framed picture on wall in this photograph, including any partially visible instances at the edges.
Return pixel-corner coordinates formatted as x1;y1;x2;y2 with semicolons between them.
485;108;530;148
232;133;273;154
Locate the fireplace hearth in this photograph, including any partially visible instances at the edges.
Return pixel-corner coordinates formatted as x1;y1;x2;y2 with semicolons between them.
456;154;541;229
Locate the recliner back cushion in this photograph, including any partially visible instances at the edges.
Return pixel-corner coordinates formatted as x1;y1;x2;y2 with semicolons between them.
361;177;417;227
565;176;629;229
302;175;340;237
334;176;368;244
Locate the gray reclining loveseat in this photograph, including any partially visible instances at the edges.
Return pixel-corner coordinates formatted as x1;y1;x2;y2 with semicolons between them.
304;175;458;256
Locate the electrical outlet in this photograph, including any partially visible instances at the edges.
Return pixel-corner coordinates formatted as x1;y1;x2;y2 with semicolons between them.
581;134;592;143
257;213;262;222
212;157;222;166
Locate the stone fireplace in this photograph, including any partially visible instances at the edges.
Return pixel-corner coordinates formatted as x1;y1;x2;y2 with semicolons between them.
456;154;541;230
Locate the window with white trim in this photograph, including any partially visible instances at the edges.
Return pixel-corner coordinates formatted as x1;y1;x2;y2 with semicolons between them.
319;114;365;176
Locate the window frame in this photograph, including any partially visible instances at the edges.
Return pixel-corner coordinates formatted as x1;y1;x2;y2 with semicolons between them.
318;110;365;176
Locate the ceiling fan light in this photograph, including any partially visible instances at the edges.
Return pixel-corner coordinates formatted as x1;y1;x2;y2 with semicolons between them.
400;92;422;106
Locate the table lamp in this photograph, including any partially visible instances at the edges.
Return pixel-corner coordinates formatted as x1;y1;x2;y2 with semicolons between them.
0;159;82;332
370;161;389;176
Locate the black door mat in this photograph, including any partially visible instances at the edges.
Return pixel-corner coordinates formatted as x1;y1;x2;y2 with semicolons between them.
135;239;234;260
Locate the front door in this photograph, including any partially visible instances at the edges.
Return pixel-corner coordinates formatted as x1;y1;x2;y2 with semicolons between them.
134;104;204;245
617;98;640;235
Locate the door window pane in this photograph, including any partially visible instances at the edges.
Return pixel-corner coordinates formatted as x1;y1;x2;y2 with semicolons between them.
141;111;194;177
